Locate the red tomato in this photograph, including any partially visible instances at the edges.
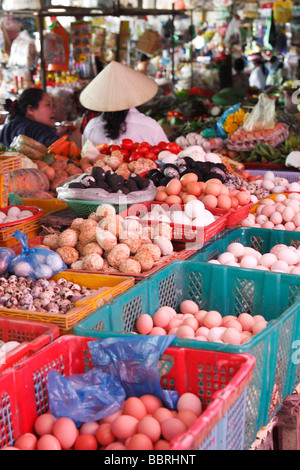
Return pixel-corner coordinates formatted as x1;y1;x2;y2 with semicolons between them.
158;141;168;150
144;151;156;160
108;144;121;152
129;152;143;162
138;143;150;154
150;145;161;155
120;148;130;160
166;142;180;154
121;139;133;150
132;142;140;151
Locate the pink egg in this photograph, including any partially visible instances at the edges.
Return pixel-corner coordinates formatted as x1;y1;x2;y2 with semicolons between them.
260;198;275;206
136;314;154;335
290;266;300;275
270;211;283;225
256;215;269;226
277;248;298;266
203;310;223;328
168;327;179;335
252;320;268;335
285;222;296;231
270;260;289;273
275;194;286;203
195;326;210;338
180;300;199;315
162;306;177;318
226;242;245;258
243;247;261;259
167;318;183;331
161;418;187;442
80;422;99;435
222;315;237;326
240;255;258;269
261;205;275;218
262;221;275;229
253;315;266;323
293;213;300;227
274;224;286;230
195;335;208;342
153;308;172;328
176;325;195;339
218;252;236;264
194;310;208;326
182;317;199;331
275;203;286;214
283;207;295;223
259;253;277;268
224;319;243;332
237;313;255;332
241;331;253;343
177;392;202;416
149;327;167;335
222;328;241;345
270;244;288;256
288;193;300;201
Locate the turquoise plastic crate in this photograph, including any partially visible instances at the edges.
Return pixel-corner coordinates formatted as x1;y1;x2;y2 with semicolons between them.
74;260;300;449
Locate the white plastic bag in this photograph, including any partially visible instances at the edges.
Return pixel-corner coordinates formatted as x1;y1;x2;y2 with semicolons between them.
8;30;38;68
243;94;276;132
224;17;242;46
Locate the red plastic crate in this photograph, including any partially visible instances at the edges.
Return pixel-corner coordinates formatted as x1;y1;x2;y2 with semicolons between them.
0;317;60;374
120;201;230;245
0;335;255;450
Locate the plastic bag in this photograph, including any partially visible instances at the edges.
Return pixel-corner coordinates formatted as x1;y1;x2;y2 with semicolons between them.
56;177;157;204
216;103;241;139
273;0;293;24
243;94;276;132
0;247;15;275
8;30;38;68
88;335;179;409
47;368;126;424
8;230;67;279
224;17;242;46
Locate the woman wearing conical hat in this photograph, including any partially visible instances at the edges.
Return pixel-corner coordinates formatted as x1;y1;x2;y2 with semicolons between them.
80;61;168;146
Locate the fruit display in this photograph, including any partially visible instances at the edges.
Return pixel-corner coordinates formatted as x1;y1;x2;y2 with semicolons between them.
3;391;203;450
136;301;268;344
241;193;300;231
42;206;177;276
207;241;300;275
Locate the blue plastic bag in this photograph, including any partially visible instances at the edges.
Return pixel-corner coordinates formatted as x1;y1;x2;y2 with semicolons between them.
47;368;126;424
88;335;179;409
8;230;67;279
0;247;15;275
216;103;241;139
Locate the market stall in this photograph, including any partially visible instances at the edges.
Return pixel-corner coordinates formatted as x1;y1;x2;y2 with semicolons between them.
0;0;300;454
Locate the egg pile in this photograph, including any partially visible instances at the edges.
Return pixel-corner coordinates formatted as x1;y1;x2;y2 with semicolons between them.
135;300;268;345
3;392;203;450
43;204;175;276
244;171;300;200
241;193;300;231
155;176;252;211
208;241;300;275
0;274;100;315
0;206;34;225
141;199;217;230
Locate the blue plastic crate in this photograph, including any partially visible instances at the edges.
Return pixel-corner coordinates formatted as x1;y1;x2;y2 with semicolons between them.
74;260;300;449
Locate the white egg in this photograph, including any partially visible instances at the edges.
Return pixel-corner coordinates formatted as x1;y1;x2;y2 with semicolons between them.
259;253;278;268
153;236;174;256
277;248;299;266
270;260;289;273
7;206;21;218
0;212;5;221
170;211;192;225
207;327;227;342
288;182;300;192
34;264;53;279
264;171;275;181
18;210;34;219
13;261;33;277
263;180;275;191
274;194;287;203
0;341;20;354
2;216;17;224
46;252;64;271
184;199;205;219
192;210;215;227
158;150;173;161
218;252;236;264
240;255;258;269
272;186;286;194
226;242;245;258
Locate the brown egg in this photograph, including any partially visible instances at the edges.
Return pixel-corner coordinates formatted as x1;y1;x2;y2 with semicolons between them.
165;195;182;204
180;173;198;188
156;191;168;202
166;179;182;196
186;181;203;197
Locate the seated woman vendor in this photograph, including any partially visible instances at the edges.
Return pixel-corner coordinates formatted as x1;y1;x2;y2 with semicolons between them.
0;88;59;147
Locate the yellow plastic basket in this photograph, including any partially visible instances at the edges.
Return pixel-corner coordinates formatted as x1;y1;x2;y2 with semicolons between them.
20;198;68;216
0;271;134;333
0;156;23;208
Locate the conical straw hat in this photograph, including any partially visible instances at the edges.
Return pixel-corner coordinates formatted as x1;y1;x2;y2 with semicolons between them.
79;61;159;112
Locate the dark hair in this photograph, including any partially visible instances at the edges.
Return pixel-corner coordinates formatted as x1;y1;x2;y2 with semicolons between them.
4;88;46;119
234;58;245;72
102;110;129;140
139;53;149;62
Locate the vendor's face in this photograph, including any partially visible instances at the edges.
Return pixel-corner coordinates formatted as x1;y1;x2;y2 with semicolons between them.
26;93;56;127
